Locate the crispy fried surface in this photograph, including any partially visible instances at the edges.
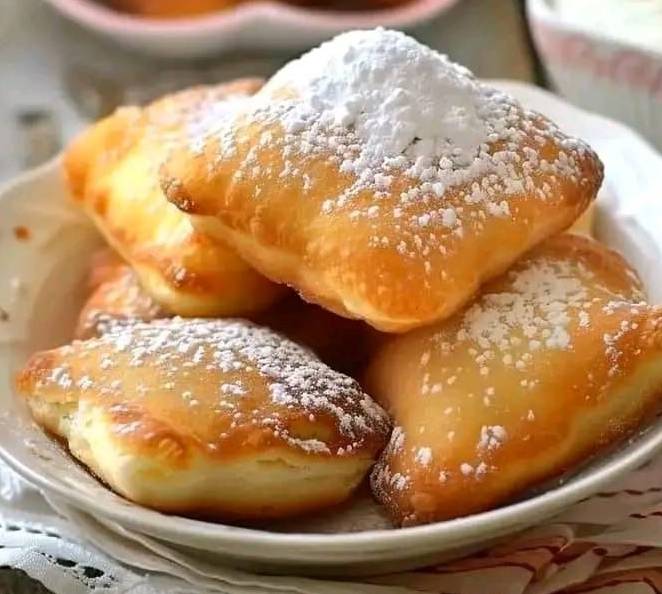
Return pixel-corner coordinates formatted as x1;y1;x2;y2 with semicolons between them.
75;252;165;340
161;77;602;332
77;250;374;372
64;79;285;318
365;234;662;525
17;318;390;520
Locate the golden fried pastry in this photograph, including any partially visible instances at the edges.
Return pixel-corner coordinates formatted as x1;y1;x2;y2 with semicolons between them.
256;294;374;375
65;78;285;318
85;249;127;291
16;318;390;520
161;29;602;332
106;0;237;18
76;250;371;372
365;234;662;526
569;202;595;236
75;253;165;340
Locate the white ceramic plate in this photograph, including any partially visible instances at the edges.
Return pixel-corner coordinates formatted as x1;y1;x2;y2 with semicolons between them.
42;0;459;58
2;81;662;576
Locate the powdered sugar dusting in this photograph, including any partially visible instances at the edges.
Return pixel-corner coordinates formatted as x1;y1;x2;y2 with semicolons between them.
414;446;433;467
265;28;488;162
76;267;164;339
478;425;507;452
188;29;597;283
184;94;252;156
460;258;590;359
370;237;649;522
33;318;390;456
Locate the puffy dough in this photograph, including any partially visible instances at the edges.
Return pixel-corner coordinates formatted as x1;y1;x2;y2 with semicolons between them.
160;43;602;332
64;78;285;318
76;250;373;373
16;318;390;520
569;202;595;236
75;251;165;340
365;234;662;526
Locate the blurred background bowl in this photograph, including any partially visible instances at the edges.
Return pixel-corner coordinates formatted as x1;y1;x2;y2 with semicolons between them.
42;0;460;58
527;0;662;152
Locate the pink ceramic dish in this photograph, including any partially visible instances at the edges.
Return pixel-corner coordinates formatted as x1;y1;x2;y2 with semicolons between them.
42;0;460;57
527;0;662;152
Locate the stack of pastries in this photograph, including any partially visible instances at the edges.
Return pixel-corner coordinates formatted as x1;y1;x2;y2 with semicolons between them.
16;29;662;526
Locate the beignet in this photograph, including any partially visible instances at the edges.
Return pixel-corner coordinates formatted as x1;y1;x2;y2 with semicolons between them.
16;318;390;520
365;234;662;525
76;250;371;371
64;78;284;318
255;294;374;375
161;29;602;332
75;253;165;340
569;202;595;236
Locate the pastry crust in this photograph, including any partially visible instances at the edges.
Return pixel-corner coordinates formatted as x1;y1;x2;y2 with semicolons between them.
64;79;285;318
365;234;662;525
569;202;595;236
255;294;375;375
161;42;602;332
16;318;390;520
76;250;371;371
75;251;165;340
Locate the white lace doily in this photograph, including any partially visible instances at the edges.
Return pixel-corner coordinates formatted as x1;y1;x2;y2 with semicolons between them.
8;448;662;594
0;461;230;594
0;460;400;594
